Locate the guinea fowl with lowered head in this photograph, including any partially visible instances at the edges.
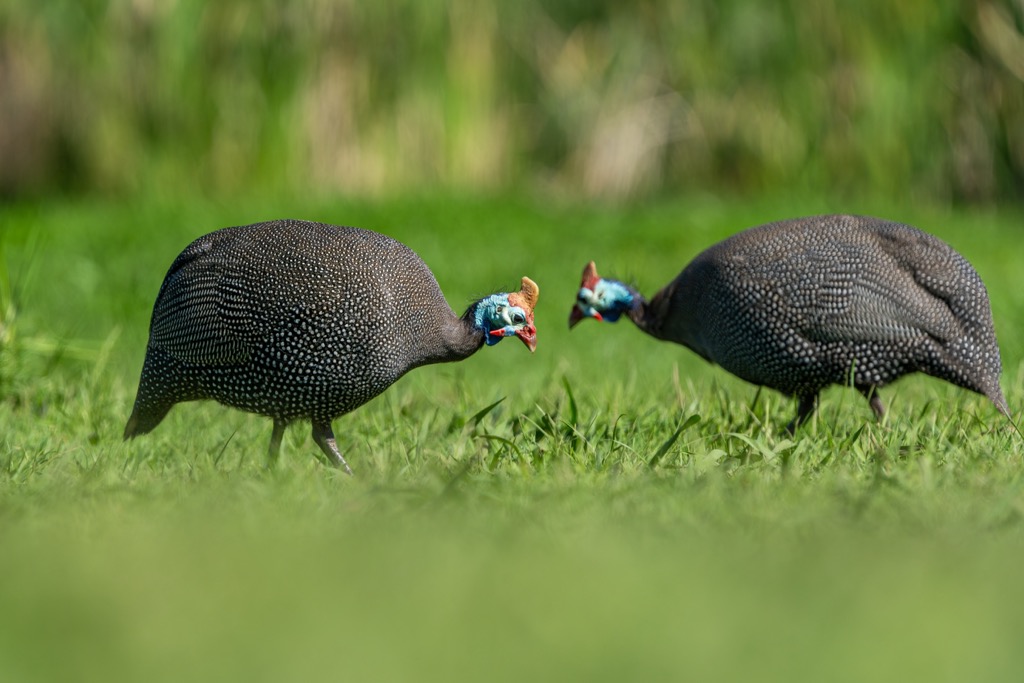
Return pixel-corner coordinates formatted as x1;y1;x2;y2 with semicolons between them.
569;214;1009;430
125;219;540;472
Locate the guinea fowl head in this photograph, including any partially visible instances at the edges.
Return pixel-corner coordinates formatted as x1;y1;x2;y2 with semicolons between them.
568;261;636;328
474;276;540;352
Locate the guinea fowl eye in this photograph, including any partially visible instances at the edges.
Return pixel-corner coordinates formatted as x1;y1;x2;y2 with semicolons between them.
512;312;525;325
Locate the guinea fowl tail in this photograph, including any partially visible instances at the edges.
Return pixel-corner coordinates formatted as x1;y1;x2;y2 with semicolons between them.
123;401;172;440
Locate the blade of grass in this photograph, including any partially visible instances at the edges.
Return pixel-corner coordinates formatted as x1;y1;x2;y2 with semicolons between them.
648;414;701;468
562;376;578;429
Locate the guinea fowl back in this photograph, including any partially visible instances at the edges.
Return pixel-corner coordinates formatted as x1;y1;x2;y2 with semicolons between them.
151;220;464;366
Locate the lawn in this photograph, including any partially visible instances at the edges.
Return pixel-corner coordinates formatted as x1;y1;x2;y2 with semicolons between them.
2;194;1024;682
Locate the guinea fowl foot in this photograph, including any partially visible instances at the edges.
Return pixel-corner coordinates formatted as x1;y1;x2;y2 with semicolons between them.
999;411;1024;440
786;394;819;434
312;422;354;475
267;419;286;467
856;386;886;420
784;417;802;434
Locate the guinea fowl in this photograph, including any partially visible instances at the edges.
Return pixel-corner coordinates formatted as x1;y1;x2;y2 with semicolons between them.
569;214;1009;429
125;219;539;472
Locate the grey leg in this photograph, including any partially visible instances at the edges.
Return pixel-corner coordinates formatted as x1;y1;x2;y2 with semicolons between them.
311;421;354;475
857;385;886;420
787;394;818;433
268;419;286;466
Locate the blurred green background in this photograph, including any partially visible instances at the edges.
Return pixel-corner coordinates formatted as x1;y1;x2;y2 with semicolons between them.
2;0;1023;203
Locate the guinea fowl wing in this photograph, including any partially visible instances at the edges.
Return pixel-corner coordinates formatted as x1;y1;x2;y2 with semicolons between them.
743;231;963;345
149;244;255;365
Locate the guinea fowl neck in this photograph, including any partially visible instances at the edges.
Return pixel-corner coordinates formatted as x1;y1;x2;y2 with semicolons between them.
439;303;488;360
631;277;704;354
408;301;488;369
623;287;655;331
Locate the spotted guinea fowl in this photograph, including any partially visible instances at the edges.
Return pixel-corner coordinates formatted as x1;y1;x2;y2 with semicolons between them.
125;219;540;472
569;214;1009;429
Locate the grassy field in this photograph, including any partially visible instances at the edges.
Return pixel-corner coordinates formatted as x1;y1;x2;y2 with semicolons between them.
2;195;1024;682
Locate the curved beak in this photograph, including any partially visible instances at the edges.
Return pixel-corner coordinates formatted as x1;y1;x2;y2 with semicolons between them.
569;305;603;329
568;306;584;329
515;324;537;353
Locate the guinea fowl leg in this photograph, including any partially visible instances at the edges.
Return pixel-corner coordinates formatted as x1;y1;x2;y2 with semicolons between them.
787;394;819;433
267;419;286;466
856;386;886;420
312;421;354;475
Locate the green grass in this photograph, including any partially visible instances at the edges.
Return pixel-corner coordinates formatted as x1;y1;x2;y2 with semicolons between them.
2;195;1024;682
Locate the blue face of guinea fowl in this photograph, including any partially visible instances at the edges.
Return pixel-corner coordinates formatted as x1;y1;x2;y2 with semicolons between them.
474;293;534;346
575;278;634;322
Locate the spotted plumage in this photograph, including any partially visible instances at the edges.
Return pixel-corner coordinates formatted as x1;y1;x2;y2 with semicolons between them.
570;214;1008;428
125;219;539;471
